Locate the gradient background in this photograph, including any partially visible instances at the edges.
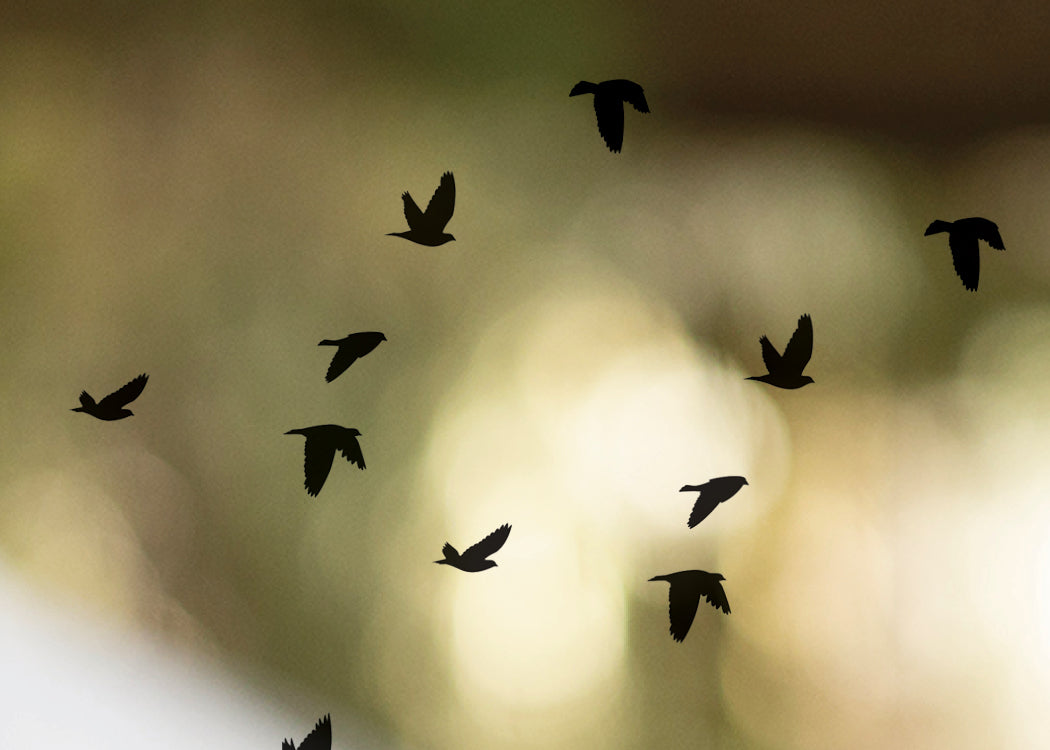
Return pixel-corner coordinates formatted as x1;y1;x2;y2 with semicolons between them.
2;1;1050;747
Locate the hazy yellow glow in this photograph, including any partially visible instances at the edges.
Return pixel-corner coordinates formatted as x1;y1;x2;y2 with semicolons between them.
424;277;789;724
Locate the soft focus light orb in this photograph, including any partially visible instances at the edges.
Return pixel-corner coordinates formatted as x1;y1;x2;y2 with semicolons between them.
424;274;787;724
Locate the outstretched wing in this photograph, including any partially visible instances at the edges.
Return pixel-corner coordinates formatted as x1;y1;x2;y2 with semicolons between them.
338;434;366;470
593;93;625;152
758;336;781;373
422;172;455;231
948;232;980;291
970;217;1005;250
98;374;148;409
614;79;649;113
401;191;423;230
325;348;361;383
699;576;731;614
302;438;337;496
463;523;511;561
298;714;332;750
780;314;813;374
666;581;703;642
686;490;720;529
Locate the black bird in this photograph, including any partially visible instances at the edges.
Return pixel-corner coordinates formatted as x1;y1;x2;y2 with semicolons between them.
387;171;456;246
570;79;649;152
71;374;148;420
318;331;386;383
924;217;1005;291
435;523;511;572
285;425;365;496
283;714;331;750
649;570;730;642
679;476;748;528
746;314;814;389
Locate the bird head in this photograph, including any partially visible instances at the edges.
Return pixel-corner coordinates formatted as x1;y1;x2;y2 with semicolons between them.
380;333;388;341
715;574;725;581
349;428;361;436
802;376;814;385
442;233;455;243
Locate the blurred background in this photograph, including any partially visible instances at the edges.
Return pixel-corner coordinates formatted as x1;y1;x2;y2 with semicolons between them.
2;0;1050;747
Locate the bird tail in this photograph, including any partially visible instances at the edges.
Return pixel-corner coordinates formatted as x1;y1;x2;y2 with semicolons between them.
72;391;95;412
924;220;952;236
570;81;598;96
435;542;459;564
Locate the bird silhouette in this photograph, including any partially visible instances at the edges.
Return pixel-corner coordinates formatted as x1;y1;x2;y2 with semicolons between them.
679;476;748;528
318;331;386;383
570;79;649;152
924;217;1005;291
435;523;511;572
283;714;331;750
70;374;148;420
746;314;814;389
649;570;730;642
387;171;456;246
285;425;365;496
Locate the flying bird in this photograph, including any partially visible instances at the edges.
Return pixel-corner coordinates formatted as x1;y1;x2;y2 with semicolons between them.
70;374;148;420
318;331;386;382
570;79;650;152
649;570;730;642
746;314;814;389
283;714;331;750
924;217;1005;291
387;171;456;246
285;425;365;496
680;476;748;528
435;523;511;572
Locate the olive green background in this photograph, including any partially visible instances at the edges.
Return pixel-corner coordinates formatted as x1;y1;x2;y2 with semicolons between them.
3;2;1050;748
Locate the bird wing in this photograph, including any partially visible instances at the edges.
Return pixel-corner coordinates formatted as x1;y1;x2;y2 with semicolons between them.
666;580;703;642
325;347;361;383
98;374;148;409
971;218;1005;250
780;314;813;374
699;576;731;614
948;232;980;291
298;715;332;750
593;93;625;152
401;192;423;230
78;391;96;408
422;172;455;231
441;542;459;559
462;523;511;561
338;434;366;470
302;437;337;496
758;335;781;373
686;489;720;528
616;80;650;113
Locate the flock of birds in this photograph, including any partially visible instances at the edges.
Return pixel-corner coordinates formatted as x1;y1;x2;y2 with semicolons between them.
67;78;1007;749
